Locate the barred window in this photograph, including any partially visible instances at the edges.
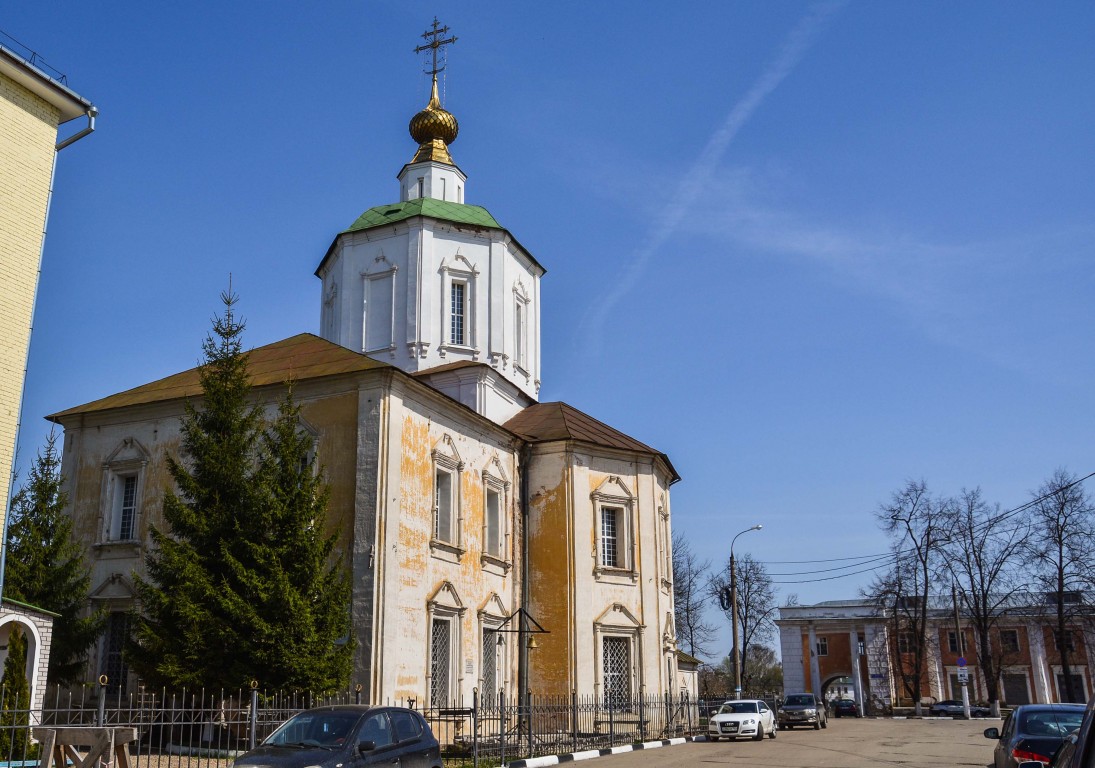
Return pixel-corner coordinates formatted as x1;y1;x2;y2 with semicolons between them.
482;629;498;701
101;612;130;694
431;618;452;705
603;637;631;709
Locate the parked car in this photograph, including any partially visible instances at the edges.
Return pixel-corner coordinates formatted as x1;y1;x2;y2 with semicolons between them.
233;705;442;768
983;703;1086;768
708;699;777;741
1033;696;1095;768
778;693;827;730
931;699;992;718
833;699;860;718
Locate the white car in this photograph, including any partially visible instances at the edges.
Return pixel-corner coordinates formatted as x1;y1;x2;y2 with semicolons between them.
708;699;777;741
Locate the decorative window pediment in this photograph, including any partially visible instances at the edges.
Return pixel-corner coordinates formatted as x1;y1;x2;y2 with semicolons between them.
593;602;643;631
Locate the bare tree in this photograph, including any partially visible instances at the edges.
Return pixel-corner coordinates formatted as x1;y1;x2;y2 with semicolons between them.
1026;469;1095;703
867;480;945;715
672;531;717;659
938;487;1027;711
710;553;777;691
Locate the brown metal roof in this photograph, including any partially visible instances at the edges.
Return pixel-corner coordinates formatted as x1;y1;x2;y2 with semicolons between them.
504;401;679;482
49;334;389;421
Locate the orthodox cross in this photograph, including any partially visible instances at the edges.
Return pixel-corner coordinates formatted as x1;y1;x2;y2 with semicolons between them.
414;17;457;76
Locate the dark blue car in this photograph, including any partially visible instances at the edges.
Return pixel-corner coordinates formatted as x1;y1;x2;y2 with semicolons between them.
234;706;442;768
984;704;1086;768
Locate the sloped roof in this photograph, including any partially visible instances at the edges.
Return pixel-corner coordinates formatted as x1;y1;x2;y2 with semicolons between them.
49;334;389;421
316;198;545;278
344;198;501;233
504;401;679;483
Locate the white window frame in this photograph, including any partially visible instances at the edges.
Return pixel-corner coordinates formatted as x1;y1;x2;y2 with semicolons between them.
361;255;397;355
439;254;479;357
426;583;465;708
600;635;635;711
512;280;531;376
817;637;829;657
591;478;637;582
431;436;464;558
101;457;146;544
481;457;511;570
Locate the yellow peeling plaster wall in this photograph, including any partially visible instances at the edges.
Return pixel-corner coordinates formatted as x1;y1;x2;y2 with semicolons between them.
372;378;520;703
526;443;676;699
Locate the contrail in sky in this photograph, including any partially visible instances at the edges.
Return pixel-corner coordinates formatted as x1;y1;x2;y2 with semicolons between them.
579;1;848;355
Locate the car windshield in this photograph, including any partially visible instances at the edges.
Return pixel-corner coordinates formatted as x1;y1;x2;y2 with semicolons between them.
1019;710;1084;736
718;702;759;714
265;711;363;747
783;696;814;706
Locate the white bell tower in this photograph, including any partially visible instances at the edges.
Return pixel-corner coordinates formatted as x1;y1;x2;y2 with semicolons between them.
315;25;544;425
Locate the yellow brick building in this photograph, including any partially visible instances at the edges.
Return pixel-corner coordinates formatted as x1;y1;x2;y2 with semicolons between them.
0;41;95;710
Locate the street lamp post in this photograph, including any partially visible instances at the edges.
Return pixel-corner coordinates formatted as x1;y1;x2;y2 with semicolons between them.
730;524;762;699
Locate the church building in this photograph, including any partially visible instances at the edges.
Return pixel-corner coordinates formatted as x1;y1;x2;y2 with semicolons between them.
50;29;681;705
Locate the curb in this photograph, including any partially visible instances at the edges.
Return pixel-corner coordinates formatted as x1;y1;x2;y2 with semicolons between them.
504;735;703;768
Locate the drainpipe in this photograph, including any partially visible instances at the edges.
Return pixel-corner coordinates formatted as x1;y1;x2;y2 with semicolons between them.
517;443;531;733
0;103;97;604
56;105;97;151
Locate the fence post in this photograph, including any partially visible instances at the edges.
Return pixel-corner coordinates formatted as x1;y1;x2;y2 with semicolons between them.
571;690;577;753
608;695;614;746
471;687;479;768
97;675;108;727
249;683;259;750
499;687;506;768
526;689;532;759
638;689;645;743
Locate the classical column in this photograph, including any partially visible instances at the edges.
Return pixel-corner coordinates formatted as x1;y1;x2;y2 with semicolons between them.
850;628;865;716
807;624;822;695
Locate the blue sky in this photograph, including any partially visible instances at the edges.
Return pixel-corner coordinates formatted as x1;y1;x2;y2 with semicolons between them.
6;2;1095;662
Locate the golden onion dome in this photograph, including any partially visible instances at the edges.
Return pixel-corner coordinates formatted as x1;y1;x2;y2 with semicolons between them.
408;76;458;165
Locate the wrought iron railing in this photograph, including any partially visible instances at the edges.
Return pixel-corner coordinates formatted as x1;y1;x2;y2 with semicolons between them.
1;684;718;768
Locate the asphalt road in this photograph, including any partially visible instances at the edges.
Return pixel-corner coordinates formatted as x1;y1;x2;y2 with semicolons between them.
585;717;998;767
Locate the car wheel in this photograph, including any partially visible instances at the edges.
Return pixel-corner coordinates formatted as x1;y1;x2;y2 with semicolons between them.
814;720;821;730
768;724;777;739
754;727;764;741
783;724;792;730
709;735;719;742
821;717;827;729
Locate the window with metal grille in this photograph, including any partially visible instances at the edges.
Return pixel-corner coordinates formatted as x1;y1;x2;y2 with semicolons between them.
451;282;466;345
101;612;130;693
482;629;498;701
431;619;451;705
603;637;631;709
118;475;137;539
600;507;622;567
435;470;453;542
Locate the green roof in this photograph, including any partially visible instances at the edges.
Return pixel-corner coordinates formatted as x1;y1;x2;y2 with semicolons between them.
344;198;502;234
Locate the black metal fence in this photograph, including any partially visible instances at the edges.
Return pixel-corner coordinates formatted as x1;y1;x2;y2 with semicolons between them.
0;684;722;768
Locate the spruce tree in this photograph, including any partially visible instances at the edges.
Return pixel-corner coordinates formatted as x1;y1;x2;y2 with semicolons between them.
5;432;106;685
0;625;31;760
130;292;352;691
